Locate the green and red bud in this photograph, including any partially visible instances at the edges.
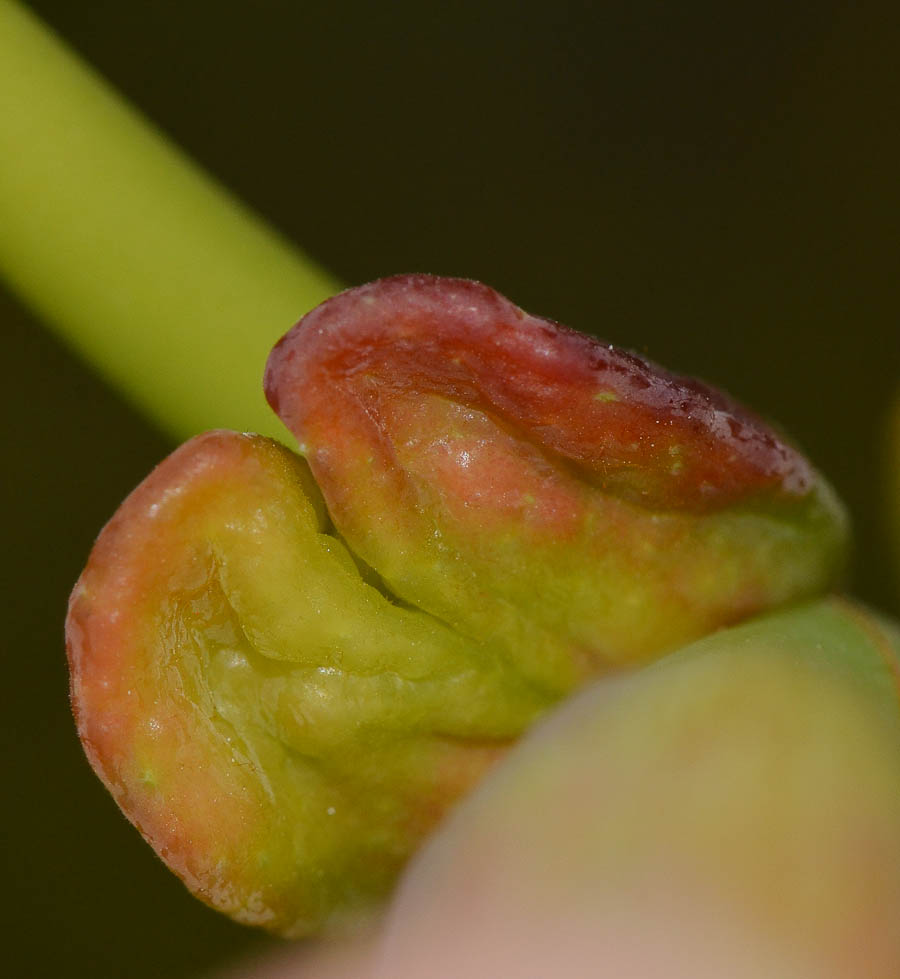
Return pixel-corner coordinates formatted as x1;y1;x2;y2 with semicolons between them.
68;430;541;935
68;276;849;935
266;275;847;688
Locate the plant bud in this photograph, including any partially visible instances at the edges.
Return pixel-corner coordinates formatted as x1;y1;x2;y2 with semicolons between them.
266;275;846;690
69;277;848;934
67;431;541;935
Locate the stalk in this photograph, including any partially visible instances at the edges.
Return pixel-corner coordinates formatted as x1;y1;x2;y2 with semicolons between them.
0;0;340;441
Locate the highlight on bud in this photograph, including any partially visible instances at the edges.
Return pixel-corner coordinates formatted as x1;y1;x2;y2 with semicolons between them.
68;275;849;935
266;275;848;689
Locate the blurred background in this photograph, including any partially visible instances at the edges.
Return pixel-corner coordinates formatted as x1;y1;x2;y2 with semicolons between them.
3;0;899;975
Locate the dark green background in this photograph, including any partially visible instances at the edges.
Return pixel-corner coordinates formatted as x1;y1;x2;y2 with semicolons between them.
3;1;899;975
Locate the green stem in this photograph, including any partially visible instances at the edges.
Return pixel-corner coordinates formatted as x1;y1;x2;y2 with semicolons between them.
0;0;341;441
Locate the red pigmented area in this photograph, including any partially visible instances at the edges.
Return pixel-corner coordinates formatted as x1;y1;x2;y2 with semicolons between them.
66;432;285;925
265;275;811;514
66;429;515;933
